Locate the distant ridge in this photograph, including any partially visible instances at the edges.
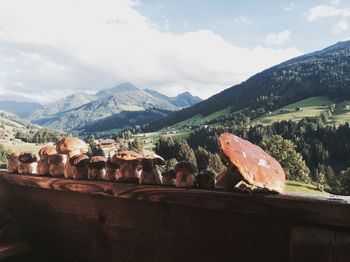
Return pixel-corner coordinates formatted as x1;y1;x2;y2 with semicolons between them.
21;82;202;134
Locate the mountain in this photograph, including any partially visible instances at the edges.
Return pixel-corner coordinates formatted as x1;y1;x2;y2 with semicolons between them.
147;40;350;130
144;89;202;108
0;110;41;140
95;82;139;98
0;100;43;118
29;83;194;133
28;92;96;120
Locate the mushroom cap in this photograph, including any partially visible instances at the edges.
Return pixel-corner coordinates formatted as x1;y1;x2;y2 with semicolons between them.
48;154;67;165
143;154;166;165
88;156;107;169
112;151;143;161
38;146;57;157
56;137;88;155
70;154;89;167
18;152;39;163
218;133;285;193
174;161;198;174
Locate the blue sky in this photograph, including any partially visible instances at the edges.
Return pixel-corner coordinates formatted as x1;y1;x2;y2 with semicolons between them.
0;0;348;102
137;0;349;52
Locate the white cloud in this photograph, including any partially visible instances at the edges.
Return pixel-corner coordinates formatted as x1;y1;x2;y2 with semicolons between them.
331;0;340;6
285;3;296;11
307;5;350;21
332;20;349;33
234;16;252;25
0;0;302;102
265;31;291;45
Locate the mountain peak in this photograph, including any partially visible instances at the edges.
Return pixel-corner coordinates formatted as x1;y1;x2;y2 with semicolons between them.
96;82;139;98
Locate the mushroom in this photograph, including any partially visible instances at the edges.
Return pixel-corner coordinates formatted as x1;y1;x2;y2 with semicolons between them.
56;137;89;179
37;146;57;175
140;154;165;185
88;156;107;180
56;137;89;159
111;151;142;183
161;169;176;186
70;154;89;180
18;152;39;175
174;161;198;188
217;133;286;193
197;170;216;189
105;158;119;181
48;154;67;177
7;153;19;174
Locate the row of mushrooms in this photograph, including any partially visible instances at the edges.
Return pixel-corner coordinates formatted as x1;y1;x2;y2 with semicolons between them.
7;133;286;193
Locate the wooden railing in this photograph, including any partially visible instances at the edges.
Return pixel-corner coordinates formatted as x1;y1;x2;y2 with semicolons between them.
0;170;350;262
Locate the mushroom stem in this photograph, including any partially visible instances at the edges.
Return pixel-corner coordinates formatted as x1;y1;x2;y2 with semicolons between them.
118;161;140;183
140;167;162;185
37;155;51;175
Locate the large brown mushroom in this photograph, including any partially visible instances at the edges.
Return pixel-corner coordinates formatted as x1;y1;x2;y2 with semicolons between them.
140;154;165;185
217;133;285;193
56;137;89;179
48;154;67;177
111;151;142;183
18;152;39;175
7;153;19;173
88;156;107;180
174;161;198;188
37;146;57;175
56;137;89;159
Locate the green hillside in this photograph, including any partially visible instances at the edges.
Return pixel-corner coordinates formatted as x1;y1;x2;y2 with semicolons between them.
328;100;350;125
173;107;232;127
252;96;333;125
252;96;350;126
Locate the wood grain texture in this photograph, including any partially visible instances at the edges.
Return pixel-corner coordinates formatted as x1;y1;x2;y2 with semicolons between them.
0;241;31;260
1;171;350;228
0;181;292;262
1;171;350;261
290;226;350;262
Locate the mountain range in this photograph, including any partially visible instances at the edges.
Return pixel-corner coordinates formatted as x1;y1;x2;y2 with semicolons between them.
0;83;202;135
147;40;350;130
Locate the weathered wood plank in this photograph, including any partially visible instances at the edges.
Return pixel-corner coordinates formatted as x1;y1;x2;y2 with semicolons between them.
0;241;31;260
290;226;350;262
1;171;350;261
1;182;292;262
290;226;336;262
1;172;350;229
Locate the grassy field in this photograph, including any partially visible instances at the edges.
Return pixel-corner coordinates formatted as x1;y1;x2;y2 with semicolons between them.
327;100;350;125
285;180;327;195
252;96;333;125
2;141;42;153
173;107;232;127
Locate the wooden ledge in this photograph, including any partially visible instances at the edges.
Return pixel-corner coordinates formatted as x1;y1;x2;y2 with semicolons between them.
0;241;31;260
1;171;350;228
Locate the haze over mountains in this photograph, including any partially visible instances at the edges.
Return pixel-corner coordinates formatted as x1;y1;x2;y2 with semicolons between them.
0;83;202;135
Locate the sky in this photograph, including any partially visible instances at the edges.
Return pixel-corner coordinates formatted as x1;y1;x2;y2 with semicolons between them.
0;0;349;103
